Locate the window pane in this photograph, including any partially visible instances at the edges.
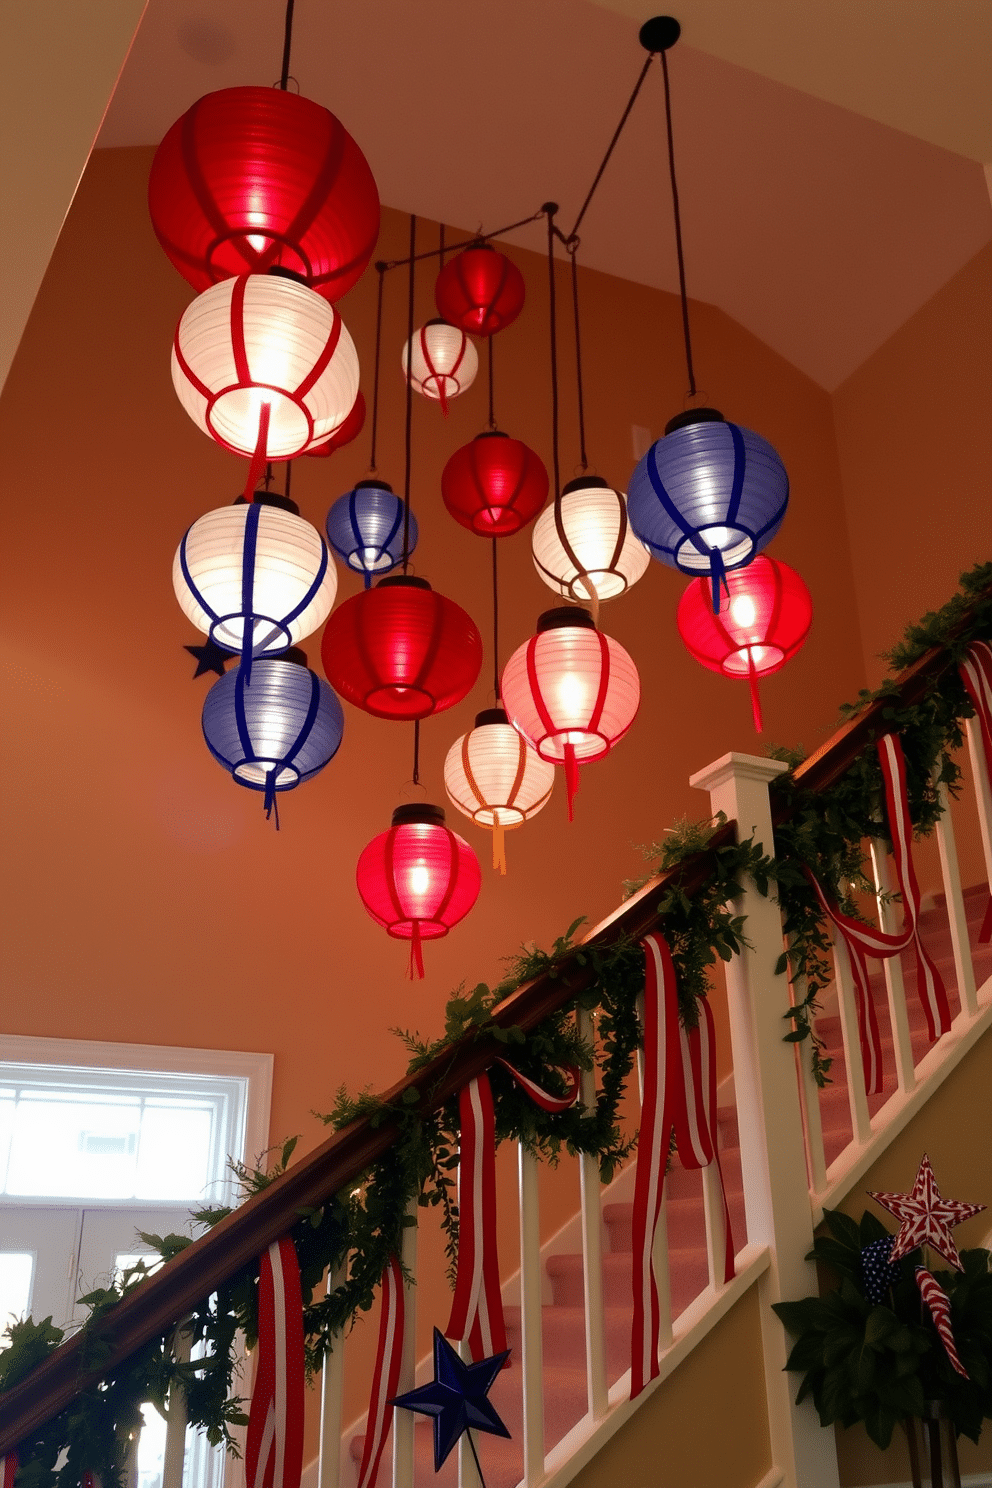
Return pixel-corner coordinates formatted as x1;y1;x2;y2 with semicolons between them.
136;1103;213;1201
0;1252;34;1344
7;1095;141;1199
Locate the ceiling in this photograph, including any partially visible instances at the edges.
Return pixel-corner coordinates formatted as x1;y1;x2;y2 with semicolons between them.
97;0;992;390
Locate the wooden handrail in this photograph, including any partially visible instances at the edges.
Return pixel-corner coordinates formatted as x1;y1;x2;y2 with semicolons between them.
2;583;986;1453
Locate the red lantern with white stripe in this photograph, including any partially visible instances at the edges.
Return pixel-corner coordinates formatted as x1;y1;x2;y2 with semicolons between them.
172;272;360;483
500;608;640;820
676;554;812;732
356;804;481;978
444;708;555;873
401;319;478;414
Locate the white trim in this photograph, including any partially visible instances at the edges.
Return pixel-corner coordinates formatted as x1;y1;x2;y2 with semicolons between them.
863;1478;991;1488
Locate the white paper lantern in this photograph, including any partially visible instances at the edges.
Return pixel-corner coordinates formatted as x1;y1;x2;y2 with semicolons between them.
532;477;650;607
443;708;555;873
401;319;478;412
171;272;360;460
173;495;337;656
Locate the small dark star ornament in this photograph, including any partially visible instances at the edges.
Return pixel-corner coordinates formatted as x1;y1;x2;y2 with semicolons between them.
390;1327;510;1475
184;639;233;678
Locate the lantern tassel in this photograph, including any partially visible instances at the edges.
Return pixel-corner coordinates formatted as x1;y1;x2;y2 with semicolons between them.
747;653;764;733
709;548;728;615
408;921;425;980
263;768;281;829
563;743;580;822
492;823;507;875
244;400;272;502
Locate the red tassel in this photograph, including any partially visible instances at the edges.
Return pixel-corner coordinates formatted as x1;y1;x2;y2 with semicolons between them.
244;400;272;501
563;743;579;821
408;921;425;980
747;652;763;733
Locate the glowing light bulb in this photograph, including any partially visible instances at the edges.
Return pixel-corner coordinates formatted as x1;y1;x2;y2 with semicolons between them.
409;864;430;897
555;673;586;718
730;594;757;628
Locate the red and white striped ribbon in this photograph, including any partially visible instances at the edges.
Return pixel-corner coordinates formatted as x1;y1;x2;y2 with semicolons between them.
916;1266;969;1378
246;1238;306;1488
1;1455;17;1488
960;641;992;943
446;1060;581;1361
356;1256;405;1488
806;733;951;1094
631;933;735;1399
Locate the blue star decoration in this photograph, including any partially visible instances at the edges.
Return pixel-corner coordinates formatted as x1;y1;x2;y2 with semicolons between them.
389;1328;511;1475
184;640;233;679
860;1234;902;1304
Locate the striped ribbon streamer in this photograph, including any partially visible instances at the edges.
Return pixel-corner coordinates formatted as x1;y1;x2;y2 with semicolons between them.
446;1060;581;1361
805;732;951;1096
960;640;992;943
1;1456;17;1488
916;1266;969;1378
246;1238;305;1488
355;1256;406;1488
631;932;735;1399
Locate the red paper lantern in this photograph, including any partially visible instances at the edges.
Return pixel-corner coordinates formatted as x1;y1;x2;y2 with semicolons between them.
500;608;640;820
441;431;548;537
149;87;380;301
676;554;813;732
321;575;483;720
434;245;526;336
305;391;366;458
356;803;482;977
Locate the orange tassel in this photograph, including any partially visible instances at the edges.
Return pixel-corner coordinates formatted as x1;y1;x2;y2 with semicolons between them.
492;823;507;875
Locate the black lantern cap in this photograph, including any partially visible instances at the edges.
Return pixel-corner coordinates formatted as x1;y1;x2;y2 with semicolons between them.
354;478;395;493
391;803;446;828
281;647;309;668
537;606;596;633
562;474;610;495
236;490;300;515
474;707;509;727
639;15;681;52
664;407;725;436
474;429;510;441
376;574;432;591
267;265;309;285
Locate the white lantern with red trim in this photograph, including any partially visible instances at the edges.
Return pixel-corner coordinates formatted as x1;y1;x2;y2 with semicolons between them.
401;319;478;413
500;608;640;820
443;707;555;873
171;272;360;470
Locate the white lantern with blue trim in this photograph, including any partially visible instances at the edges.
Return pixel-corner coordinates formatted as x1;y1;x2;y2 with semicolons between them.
173;492;337;666
202;649;344;820
324;480;418;588
626;408;789;610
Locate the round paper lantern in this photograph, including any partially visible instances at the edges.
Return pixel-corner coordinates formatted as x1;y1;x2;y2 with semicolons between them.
444;707;555;872
500;608;640;819
531;477;650;608
321;575;482;720
676;554;812;732
627;409;789;611
202;650;344;818
441;431;548;537
356;803;482;977
324;481;418;587
171;273;360;462
434;245;525;336
174;494;336;659
401;320;478;414
148;86;380;301
305;391;366;458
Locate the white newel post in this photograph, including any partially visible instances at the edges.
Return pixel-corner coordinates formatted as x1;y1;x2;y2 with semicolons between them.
690;752;840;1488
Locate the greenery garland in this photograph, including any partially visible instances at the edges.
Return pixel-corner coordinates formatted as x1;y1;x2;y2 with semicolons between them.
2;563;989;1487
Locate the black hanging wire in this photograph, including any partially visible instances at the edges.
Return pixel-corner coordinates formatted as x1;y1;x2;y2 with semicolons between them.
368;263;386;473
401;214;416;570
659;45;697;399
412;719;421;786
284;459;293;503
278;0;296;90
439;222;446;269
544;204;562;501
491;539;500;700
566;241;589;471
487;337;497;431
378;211;545;270
567;54;654;240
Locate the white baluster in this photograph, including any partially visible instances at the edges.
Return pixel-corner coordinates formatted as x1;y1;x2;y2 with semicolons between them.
831;933;872;1146
577;1007;608;1420
317;1264;347;1488
636;1029;672;1353
457;1337;483;1488
788;953;827;1196
162;1321;193;1488
701;1162;726;1291
965;715;992;897
517;1144;545;1487
392;1201;418;1488
691;752;840;1488
870;837;917;1094
934;775;978;1018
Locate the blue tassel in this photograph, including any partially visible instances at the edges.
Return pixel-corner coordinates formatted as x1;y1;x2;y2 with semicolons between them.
709;549;728;614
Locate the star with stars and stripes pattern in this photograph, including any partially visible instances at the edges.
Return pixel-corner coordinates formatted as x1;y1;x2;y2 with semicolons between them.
869;1153;985;1270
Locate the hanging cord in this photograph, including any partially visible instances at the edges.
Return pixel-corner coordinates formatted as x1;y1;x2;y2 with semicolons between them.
487;337;497;431
368;263;385;473
402;214;416;571
412;720;421;786
566;240;589;471
284;459;293;503
544;203;562;501
278;0;296;90
568;54;654;240
263;462;273;490
378;210;545;270
660;46;697;398
439;222;446;269
491;538;500;700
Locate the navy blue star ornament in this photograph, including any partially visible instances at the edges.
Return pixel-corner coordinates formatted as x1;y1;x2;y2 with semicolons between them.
184;639;233;679
390;1328;511;1477
860;1234;902;1304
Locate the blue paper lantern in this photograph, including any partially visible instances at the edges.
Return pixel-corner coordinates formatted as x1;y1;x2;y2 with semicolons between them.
626;409;789;610
202;652;344;819
324;480;418;588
